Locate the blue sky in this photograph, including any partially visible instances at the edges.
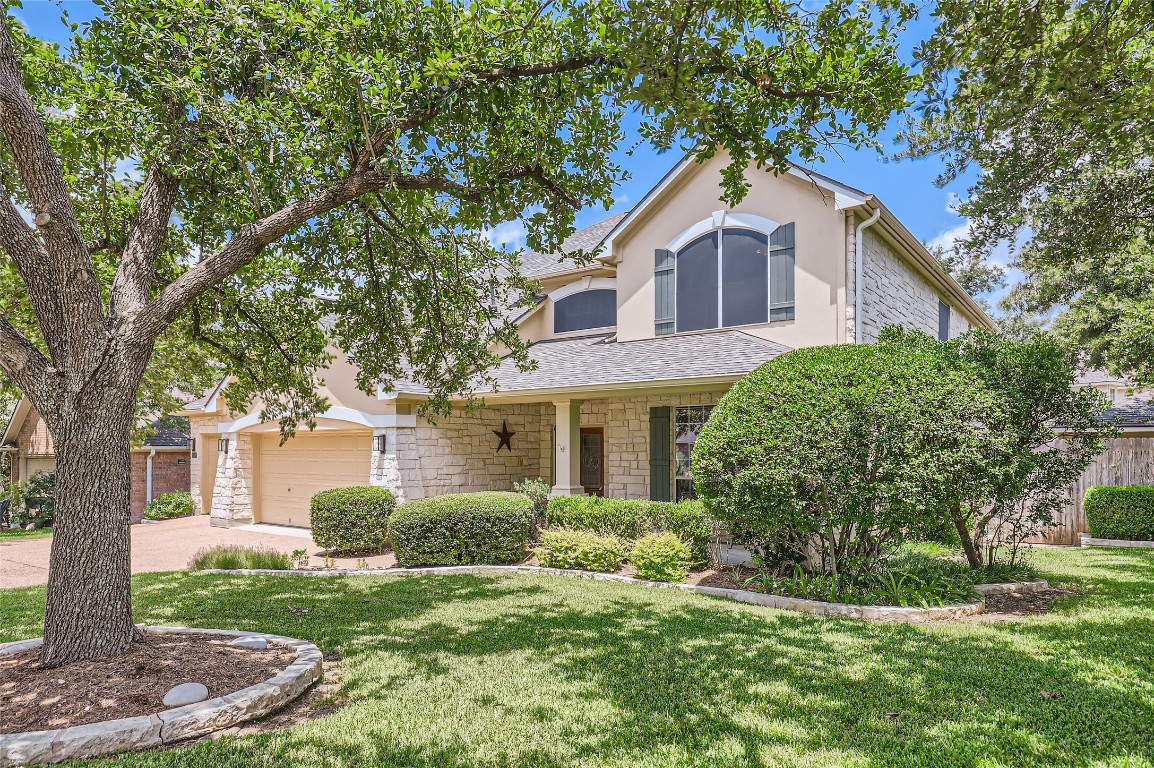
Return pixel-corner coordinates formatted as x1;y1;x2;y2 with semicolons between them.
15;1;1003;301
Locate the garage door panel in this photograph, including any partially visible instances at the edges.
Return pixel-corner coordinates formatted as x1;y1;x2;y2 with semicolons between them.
257;432;371;527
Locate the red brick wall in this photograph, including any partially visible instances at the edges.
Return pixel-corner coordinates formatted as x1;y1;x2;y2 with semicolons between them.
130;451;192;522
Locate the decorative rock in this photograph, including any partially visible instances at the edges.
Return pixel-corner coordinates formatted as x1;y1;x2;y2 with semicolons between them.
230;637;267;650
162;682;210;707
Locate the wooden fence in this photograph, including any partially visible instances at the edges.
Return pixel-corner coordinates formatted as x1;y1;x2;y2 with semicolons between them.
1028;436;1154;545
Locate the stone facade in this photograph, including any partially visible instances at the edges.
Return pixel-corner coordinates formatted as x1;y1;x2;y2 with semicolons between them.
210;432;254;527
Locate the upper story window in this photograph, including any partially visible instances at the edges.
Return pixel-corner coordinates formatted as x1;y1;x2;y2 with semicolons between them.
655;219;795;336
554;289;617;333
938;300;951;341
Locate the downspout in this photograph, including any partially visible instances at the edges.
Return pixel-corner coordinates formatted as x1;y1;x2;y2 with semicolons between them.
146;447;156;506
854;206;881;344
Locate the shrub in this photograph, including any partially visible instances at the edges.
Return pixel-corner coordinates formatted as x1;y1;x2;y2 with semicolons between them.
388;491;534;566
1085;485;1154;540
546;496;713;564
144;491;194;520
630;532;691;583
513;477;551;517
536;530;626;572
310;486;396;553
188;545;292;571
8;472;56;528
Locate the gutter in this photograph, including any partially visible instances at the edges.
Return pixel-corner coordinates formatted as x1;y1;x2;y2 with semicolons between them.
146;447;156;506
854;206;882;343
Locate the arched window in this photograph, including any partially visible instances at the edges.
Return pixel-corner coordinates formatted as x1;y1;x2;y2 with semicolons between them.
554;289;617;333
654;223;795;335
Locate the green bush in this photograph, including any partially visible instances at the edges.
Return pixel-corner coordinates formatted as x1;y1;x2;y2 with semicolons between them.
389;491;534;566
144;491;194;520
1084;485;1154;540
537;530;626;572
630;532;691;583
310;486;396;553
546;496;713;564
188;545;292;571
8;472;56;528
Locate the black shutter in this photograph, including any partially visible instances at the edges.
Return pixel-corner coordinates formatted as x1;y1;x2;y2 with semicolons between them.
649;406;672;501
654;248;675;335
769;222;795;322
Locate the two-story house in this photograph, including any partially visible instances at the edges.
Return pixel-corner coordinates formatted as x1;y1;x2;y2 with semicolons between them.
181;151;996;528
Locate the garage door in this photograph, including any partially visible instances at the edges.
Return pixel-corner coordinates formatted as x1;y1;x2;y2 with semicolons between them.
256;431;372;527
25;457;56;477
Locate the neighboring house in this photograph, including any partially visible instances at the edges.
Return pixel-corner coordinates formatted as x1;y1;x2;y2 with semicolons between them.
0;398;192;522
180;150;995;529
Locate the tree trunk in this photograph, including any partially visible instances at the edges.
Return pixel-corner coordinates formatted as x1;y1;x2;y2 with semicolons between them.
38;393;139;668
952;506;983;569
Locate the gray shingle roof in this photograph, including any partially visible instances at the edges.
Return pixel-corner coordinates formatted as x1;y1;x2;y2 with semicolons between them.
518;213;626;277
387;331;788;395
1100;397;1154;428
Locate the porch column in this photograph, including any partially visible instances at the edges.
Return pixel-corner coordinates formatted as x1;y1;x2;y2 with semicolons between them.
551;400;584;496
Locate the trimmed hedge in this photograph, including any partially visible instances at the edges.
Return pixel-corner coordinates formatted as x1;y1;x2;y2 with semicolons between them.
144;491;194;520
389;492;534;566
537;530;626;572
631;532;691;583
546;496;713;563
310;486;396;553
1085;485;1154;541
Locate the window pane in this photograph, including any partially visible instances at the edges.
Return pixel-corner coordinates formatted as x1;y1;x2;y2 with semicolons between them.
674;405;713;502
721;229;769;327
676;233;718;332
554;289;617;333
938;300;951;341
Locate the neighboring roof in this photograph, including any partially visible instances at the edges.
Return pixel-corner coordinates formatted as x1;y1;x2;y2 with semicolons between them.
518;213;627;277
390;331;790;397
178;378;229;414
1075;369;1130;387
142;417;191;447
1099;397;1154;429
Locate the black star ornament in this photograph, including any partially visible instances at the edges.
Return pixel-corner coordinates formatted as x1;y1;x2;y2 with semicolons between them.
493;420;516;452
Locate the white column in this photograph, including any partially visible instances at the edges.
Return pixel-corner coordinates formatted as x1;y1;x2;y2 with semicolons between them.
551;400;584;496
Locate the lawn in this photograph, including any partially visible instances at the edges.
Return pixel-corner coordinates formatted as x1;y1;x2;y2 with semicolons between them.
2;547;1154;767
0;526;51;541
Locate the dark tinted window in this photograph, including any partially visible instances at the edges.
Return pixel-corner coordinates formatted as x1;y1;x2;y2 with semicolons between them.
675;233;719;332
938;300;951;341
554;289;617;333
722;229;769;327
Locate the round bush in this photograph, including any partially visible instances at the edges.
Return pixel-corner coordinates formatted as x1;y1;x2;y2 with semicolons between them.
630;532;691;583
692;341;979;575
1084;485;1154;540
536;530;626;572
310;486;396;553
144;491;194;520
388;492;534;566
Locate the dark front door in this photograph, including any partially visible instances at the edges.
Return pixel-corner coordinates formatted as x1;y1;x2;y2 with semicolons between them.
580;427;605;496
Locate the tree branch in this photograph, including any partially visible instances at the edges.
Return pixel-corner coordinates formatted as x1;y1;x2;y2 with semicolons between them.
0;311;50;398
109;164;181;325
0;184;68;362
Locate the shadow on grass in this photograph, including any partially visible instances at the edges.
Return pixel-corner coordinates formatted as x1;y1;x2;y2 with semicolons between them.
4;556;1152;768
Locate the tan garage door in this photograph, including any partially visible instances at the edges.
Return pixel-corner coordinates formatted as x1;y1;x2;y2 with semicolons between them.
256;431;372;527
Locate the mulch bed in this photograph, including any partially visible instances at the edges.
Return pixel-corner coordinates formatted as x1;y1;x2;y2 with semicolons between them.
0;632;295;734
972;587;1078;620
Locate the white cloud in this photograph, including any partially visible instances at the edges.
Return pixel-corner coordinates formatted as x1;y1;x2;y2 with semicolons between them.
483;220;528;251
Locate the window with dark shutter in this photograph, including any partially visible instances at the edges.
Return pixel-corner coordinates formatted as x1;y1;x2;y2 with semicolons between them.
649;407;672;501
554;289;617;333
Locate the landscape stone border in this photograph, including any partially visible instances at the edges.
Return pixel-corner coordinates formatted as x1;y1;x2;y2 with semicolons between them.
1079;533;1154;549
0;628;322;767
202;565;1051;624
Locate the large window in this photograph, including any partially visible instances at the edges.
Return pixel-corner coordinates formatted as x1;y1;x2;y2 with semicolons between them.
674;405;713;501
554;289;617;333
656;224;795;336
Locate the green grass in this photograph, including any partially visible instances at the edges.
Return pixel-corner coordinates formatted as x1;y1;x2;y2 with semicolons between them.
0;526;51;540
2;547;1154;767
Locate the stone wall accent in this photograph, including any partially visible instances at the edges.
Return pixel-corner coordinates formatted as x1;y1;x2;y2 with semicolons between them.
394;403;552;500
0;628;322;767
859;230;948;343
129;451;191;522
210;432;254;527
581;391;727;499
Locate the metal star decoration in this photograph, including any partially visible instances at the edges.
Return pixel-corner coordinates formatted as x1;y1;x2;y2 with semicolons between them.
493;420;516;452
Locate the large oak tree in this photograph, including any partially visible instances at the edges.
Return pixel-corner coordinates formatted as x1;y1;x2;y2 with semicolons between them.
0;0;917;666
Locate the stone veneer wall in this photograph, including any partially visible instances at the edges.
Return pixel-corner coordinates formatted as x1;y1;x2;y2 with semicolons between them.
392;403;552;500
582;390;728;499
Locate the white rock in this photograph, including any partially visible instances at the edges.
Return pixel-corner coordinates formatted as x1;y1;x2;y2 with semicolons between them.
230;636;267;650
163;682;210;707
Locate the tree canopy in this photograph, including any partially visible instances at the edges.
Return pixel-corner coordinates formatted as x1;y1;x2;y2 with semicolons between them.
901;0;1154;378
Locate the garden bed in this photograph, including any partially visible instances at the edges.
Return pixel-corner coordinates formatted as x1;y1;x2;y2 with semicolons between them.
0;628;323;767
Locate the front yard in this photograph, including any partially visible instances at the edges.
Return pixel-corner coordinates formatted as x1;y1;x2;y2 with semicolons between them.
3;547;1153;767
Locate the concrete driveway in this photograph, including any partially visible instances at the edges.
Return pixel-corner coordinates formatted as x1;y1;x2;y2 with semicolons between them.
0;515;396;589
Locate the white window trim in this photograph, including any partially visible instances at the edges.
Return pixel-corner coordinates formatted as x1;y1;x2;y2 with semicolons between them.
546;276;617;302
665;210;781;253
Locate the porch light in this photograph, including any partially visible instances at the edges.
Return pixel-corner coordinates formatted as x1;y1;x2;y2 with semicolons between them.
218;437;230;454
375;434;387;454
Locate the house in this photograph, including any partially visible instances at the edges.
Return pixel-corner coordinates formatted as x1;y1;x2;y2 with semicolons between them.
180;151;996;529
0;398;192;522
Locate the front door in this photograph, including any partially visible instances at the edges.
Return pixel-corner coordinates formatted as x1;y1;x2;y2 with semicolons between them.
580;427;604;496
